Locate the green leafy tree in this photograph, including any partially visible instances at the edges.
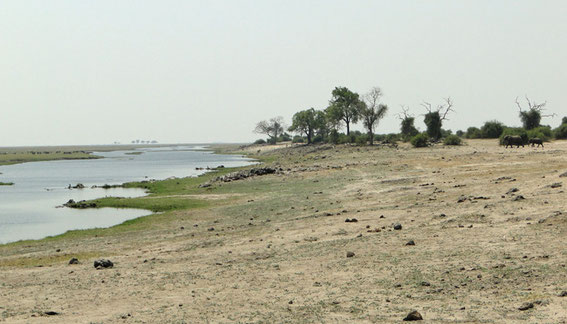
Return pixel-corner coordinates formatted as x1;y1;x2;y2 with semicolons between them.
515;96;553;130
422;98;454;141
254;116;285;143
398;107;419;141
288;108;322;144
326;87;363;135
562;116;567;125
360;87;388;145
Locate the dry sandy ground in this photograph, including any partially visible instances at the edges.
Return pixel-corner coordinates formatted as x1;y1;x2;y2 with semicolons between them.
1;139;566;323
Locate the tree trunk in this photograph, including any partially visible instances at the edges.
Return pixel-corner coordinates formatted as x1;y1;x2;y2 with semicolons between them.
346;123;350;136
369;130;373;145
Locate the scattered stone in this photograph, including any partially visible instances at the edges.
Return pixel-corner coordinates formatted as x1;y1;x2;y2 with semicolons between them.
44;311;60;316
507;188;519;194
559;291;567;297
559;172;567;178
344;218;358;223
406;240;415;246
346;251;355;258
513;195;525;201
549;182;562;188
518;302;534;311
420;281;431;287
94;259;114;269
68;258;79;265
64;199;97;209
403;310;423;321
457;196;467;203
393;223;402;230
208;227;215;231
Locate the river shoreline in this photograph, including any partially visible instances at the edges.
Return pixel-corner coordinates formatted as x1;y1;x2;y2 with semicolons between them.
0;144;255;245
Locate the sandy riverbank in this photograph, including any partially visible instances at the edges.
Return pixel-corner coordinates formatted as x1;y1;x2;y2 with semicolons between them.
1;139;566;323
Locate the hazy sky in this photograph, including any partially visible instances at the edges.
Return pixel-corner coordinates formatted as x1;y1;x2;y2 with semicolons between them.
1;1;566;146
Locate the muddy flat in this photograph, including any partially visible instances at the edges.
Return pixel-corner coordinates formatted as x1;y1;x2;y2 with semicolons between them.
1;139;566;323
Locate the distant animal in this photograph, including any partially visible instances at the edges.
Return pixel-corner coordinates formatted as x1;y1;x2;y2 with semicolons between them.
503;135;524;148
528;138;544;148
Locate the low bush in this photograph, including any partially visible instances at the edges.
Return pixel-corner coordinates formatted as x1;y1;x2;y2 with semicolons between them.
410;133;429;148
527;126;552;141
292;136;305;144
254;139;266;145
481;120;505;138
443;135;462;146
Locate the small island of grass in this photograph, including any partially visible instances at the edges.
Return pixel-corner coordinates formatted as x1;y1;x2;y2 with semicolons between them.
0;182;14;186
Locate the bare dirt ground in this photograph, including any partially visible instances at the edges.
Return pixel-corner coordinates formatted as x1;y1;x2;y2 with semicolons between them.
1;139;566;323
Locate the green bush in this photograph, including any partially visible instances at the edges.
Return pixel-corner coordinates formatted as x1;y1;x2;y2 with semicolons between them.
527;126;552;141
481;120;505;138
499;127;528;145
554;124;567;139
410;133;429;148
329;130;339;144
456;130;464;137
292;136;305;144
312;134;325;144
254;139;266;145
443;135;462;146
279;132;292;142
355;134;369;145
466;127;482;139
374;133;399;143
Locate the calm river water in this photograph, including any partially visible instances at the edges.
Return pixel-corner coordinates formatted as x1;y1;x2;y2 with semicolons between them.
0;146;254;244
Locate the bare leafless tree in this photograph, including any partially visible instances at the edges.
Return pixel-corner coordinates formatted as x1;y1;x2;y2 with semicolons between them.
254;116;285;143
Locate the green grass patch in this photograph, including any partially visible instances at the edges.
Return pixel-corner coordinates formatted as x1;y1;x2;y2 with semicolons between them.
91;196;210;212
0;151;100;166
0;182;14;186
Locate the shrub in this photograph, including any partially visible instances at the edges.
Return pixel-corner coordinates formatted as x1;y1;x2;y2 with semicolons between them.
456;130;464;137
254;139;266;145
554;124;567;139
527;126;552;141
329;130;339;144
312;134;325;144
279;132;292;142
481;120;505;138
499;127;528;145
292;136;305;144
267;137;277;145
562;116;567;125
355;134;369;145
466;127;482;139
443;135;462;146
374;133;399;143
410;133;429;148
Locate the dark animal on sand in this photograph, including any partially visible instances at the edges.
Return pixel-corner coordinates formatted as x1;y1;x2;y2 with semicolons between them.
503;135;524;148
528;138;544;148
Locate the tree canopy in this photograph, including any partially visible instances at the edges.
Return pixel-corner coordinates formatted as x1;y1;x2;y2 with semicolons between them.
360;87;388;145
254;116;285;144
326;87;364;135
288;108;322;144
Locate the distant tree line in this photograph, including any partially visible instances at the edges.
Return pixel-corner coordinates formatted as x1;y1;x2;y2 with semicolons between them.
254;89;566;148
